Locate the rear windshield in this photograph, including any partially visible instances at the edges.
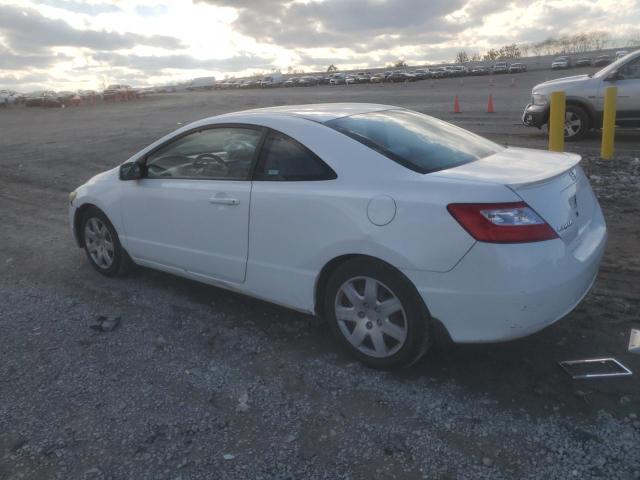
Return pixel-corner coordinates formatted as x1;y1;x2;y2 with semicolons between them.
325;109;502;174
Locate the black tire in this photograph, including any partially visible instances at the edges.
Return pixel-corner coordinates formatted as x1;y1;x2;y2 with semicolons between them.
564;104;590;141
80;207;131;277
324;257;431;369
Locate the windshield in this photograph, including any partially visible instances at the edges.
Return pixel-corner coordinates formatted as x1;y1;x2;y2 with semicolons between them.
594;51;640;78
325;109;502;174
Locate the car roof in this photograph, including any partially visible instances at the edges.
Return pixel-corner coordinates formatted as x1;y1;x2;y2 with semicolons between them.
214;103;394;123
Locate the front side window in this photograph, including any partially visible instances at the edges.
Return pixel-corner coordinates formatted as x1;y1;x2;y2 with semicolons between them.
618;57;640;80
146;127;262;180
326;109;502;174
254;131;336;181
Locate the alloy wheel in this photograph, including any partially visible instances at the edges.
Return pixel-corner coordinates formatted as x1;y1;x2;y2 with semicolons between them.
84;217;115;269
334;276;408;358
564;111;582;138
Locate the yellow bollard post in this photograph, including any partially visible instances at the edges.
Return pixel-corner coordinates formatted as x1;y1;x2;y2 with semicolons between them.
601;86;617;160
548;91;566;152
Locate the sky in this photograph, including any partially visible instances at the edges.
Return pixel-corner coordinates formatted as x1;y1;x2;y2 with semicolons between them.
0;0;639;91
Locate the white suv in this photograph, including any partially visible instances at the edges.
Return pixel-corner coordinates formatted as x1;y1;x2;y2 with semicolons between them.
523;50;640;140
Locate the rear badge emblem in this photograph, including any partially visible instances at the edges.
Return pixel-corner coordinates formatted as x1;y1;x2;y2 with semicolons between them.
557;220;574;232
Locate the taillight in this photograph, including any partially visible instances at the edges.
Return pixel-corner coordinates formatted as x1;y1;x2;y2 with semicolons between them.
447;202;558;243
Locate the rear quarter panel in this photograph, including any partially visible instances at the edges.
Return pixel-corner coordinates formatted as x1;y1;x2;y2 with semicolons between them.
243;116;521;311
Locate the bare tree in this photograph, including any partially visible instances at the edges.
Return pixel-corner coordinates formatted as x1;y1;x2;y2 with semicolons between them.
589;31;610;50
483;48;500;61
327;64;338;72
394;59;408;68
470;52;482;61
455;50;469;64
498;44;521;59
626;30;640;47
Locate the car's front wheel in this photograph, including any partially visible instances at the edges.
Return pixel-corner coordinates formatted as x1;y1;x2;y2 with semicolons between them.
324;258;431;369
81;207;131;276
564;105;590;141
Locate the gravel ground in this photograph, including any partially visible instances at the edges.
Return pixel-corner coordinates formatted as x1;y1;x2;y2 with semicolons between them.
1;70;639;479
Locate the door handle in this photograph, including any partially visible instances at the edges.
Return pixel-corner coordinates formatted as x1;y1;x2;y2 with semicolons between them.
208;197;240;206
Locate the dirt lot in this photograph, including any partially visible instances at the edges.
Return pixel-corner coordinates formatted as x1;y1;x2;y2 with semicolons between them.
1;69;639;479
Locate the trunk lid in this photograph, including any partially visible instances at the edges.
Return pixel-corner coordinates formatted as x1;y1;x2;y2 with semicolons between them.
435;147;597;244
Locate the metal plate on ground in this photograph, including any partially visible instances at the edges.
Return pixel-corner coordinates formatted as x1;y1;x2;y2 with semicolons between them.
629;329;640;354
559;358;633;379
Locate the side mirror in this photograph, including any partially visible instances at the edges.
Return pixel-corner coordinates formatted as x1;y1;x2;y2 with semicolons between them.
119;161;144;181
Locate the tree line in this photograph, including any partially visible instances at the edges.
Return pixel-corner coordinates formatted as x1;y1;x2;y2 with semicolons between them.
453;30;640;64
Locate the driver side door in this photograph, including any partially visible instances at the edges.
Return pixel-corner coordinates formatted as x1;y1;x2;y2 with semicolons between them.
119;125;264;284
598;55;640;121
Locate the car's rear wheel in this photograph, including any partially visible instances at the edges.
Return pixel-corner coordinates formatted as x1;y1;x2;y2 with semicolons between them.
81;208;131;277
564;105;590;141
324;258;431;369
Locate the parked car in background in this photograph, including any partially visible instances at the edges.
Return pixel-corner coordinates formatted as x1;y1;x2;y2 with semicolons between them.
388;71;416;82
345;75;357;85
430;67;448;78
493;62;509;73
77;90;99;102
156;85;177;93
594;55;611;67
188;76;217;91
297;76;318;87
329;73;347;85
449;65;466;76
412;69;431;80
370;73;385;83
58;91;76;104
0;90;19;106
576;57;592;67
70;103;606;369
103;84;131;100
387;71;404;82
354;72;371;83
470;65;490;75
283;77;299;87
25;91;62;107
260;74;284;88
237;80;256;89
523;49;640;140
551;56;571;69
509;63;527;73
616;50;629;59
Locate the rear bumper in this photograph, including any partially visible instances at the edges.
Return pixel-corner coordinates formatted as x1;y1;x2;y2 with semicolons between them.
522;103;548;128
402;206;607;343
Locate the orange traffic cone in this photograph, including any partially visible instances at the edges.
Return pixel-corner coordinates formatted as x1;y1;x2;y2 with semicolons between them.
487;94;494;113
453;95;461;113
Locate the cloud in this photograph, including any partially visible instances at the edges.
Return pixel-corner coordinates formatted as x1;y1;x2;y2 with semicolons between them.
0;5;183;53
199;0;469;49
134;4;169;16
33;0;122;15
90;51;276;74
0;46;71;70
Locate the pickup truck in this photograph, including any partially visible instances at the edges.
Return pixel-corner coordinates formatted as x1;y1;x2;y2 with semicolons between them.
523;50;640;140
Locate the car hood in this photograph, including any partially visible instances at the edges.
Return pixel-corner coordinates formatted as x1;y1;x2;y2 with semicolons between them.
86;167;119;185
432;147;580;188
533;74;592;93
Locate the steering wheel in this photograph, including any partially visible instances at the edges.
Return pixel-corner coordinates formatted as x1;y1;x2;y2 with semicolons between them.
193;153;228;174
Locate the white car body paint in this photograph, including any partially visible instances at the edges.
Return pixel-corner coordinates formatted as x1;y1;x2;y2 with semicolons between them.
69;103;607;343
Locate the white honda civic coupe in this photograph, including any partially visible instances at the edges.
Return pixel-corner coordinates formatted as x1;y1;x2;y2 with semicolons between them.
69;103;607;368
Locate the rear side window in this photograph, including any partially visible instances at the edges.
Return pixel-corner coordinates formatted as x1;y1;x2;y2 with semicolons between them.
326;109;501;174
254;131;336;181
